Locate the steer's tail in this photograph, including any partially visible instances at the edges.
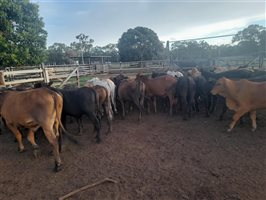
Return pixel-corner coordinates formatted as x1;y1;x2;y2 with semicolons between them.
92;88;101;119
136;80;145;110
53;93;79;147
59;120;79;145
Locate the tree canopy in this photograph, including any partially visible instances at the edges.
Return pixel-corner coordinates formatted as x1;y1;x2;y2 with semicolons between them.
70;33;94;64
232;24;265;56
171;40;212;66
170;24;265;67
117;26;164;62
46;43;74;65
0;0;47;68
90;43;119;62
46;36;119;65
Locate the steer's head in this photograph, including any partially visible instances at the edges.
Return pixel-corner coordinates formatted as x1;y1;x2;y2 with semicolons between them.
211;77;227;96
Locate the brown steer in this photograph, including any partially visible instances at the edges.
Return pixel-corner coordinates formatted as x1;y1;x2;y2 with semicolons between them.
136;74;177;116
85;83;113;133
118;79;145;121
0;88;64;172
211;77;266;132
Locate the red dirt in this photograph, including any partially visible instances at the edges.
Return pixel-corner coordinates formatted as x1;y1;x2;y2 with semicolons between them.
0;108;265;200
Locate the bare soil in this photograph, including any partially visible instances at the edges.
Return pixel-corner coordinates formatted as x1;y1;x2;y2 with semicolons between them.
0;107;265;200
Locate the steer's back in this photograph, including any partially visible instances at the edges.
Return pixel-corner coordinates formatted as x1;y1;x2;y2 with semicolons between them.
236;80;266;110
1;88;59;128
145;75;177;96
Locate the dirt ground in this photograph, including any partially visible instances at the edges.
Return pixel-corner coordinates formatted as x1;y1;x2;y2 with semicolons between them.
0;105;265;200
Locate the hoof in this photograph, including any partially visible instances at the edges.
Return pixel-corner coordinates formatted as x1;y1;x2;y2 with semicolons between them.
33;148;40;158
18;148;26;153
54;163;62;172
96;138;101;144
251;128;256;132
227;128;232;132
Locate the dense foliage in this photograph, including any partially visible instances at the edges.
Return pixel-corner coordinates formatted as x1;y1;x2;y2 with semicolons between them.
0;0;47;68
170;25;266;67
46;33;119;65
117;27;164;62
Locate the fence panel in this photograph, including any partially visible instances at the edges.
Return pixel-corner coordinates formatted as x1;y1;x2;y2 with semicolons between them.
0;60;169;87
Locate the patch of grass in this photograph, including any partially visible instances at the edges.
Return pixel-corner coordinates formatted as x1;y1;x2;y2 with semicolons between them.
79;75;93;86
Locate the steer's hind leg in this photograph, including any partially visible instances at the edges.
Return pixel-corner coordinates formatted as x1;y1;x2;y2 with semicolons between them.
180;96;188;120
27;129;40;158
120;99;126;119
249;111;257;131
103;103;112;134
153;97;157;113
7;125;25;152
87;112;101;143
76;118;83;135
132;97;142;121
168;94;174;116
227;109;247;132
42;126;62;172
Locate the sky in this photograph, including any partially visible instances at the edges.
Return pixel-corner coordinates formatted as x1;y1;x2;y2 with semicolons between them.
32;0;266;47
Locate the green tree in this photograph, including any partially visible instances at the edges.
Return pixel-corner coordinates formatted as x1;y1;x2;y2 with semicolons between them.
90;46;104;56
168;24;265;67
102;43;119;62
171;40;211;66
117;27;164;62
232;24;265;67
89;44;119;63
71;33;94;64
46;43;74;65
0;0;47;68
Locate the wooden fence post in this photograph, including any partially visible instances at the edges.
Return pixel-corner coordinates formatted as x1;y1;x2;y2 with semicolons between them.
76;67;80;87
0;72;6;86
42;64;50;83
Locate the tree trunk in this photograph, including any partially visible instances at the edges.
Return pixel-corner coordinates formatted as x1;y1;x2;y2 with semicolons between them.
81;52;84;65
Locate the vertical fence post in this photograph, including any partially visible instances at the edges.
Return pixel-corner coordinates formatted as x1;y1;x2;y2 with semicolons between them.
76;66;80;87
0;72;6;86
42;64;50;83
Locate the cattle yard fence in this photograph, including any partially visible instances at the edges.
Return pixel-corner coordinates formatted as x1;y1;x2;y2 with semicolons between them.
0;60;169;88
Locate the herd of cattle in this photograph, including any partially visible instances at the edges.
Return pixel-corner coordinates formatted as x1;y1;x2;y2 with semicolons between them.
0;66;265;172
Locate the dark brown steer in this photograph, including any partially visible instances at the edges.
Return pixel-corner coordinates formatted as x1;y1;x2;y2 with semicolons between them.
85;84;113;133
136;74;177;116
118;79;145;121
